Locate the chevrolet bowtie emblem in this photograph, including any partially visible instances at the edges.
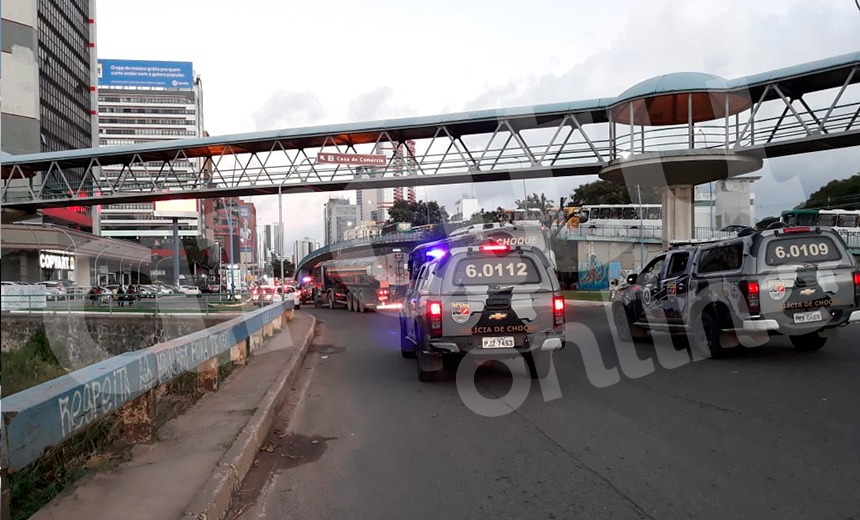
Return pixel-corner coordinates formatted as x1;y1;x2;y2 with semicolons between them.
489;312;507;320
799;288;816;296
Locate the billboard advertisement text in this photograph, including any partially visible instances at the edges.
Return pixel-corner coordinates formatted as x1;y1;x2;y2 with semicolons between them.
98;59;194;89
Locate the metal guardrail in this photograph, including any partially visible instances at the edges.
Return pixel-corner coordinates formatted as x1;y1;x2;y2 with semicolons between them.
0;299;294;472
1;293;253;314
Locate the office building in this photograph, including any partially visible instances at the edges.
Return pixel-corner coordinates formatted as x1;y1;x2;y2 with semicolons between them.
1;0;99;231
324;198;358;245
96;59;205;249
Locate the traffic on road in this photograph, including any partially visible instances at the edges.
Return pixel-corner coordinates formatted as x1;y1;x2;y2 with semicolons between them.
227;221;860;519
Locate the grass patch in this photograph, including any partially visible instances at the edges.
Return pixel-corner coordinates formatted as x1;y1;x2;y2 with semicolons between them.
9;415;129;520
1;328;68;396
561;290;610;302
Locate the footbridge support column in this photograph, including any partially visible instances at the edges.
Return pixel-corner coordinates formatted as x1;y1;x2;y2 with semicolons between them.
662;185;695;249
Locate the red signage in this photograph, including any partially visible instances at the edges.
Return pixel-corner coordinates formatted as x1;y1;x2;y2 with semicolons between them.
316;153;387;166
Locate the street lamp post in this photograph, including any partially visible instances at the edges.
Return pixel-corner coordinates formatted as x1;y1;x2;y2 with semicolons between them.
278;184;285;285
223;198;236;298
93;245;117;287
153;256;171;282
698;128;714;233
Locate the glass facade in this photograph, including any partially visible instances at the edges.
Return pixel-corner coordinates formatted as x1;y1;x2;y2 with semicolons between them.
36;0;94;226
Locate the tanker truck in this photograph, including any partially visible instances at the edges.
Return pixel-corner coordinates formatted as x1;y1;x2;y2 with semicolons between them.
315;251;409;312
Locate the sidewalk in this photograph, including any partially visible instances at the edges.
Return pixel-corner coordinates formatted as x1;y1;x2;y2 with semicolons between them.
30;312;317;520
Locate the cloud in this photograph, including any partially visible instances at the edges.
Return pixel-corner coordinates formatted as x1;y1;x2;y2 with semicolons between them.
347;86;417;122
250;91;326;131
455;0;860;217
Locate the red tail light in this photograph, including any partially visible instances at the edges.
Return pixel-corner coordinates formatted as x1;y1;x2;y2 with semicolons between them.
741;280;761;315
783;226;812;233
427;301;443;337
479;243;509;253
854;272;860;303
377;289;389;301
552;296;565;328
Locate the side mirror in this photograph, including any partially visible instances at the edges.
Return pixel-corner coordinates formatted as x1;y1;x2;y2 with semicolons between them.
626;274;637;285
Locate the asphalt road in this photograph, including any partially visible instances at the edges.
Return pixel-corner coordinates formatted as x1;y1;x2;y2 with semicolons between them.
237;305;860;520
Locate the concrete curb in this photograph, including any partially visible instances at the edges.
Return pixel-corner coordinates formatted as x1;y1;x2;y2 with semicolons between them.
181;314;317;520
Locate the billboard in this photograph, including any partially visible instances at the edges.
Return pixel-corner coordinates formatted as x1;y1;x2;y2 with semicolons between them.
98;59;194;89
154;199;198;218
238;205;255;255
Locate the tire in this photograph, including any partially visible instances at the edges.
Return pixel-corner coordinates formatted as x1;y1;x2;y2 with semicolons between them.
613;305;633;342
789;331;827;351
613;304;648;343
524;352;552;379
692;310;724;359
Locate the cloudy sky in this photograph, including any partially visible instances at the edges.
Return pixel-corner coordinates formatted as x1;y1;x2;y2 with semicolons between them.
96;0;860;254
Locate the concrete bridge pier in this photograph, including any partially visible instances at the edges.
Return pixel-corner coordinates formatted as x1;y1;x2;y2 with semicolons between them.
662;185;695;249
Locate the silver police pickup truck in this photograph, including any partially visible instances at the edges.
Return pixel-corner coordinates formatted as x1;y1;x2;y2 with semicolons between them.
400;242;566;381
611;225;860;357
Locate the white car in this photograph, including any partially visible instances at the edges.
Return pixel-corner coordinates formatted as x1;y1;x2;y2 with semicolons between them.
178;285;202;296
279;285;302;310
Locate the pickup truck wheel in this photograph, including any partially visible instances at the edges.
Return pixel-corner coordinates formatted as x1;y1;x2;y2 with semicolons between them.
524;352;552;379
614;305;648;343
789;331;827;351
613;305;633;342
692;311;725;359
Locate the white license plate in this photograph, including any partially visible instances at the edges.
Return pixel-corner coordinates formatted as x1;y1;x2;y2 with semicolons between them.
482;336;515;348
794;310;823;324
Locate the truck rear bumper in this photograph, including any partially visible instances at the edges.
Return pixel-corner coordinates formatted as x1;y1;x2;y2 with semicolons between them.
741;319;780;332
429;335;565;355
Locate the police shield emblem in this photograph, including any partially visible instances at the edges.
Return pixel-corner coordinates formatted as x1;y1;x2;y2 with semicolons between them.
451;302;471;323
768;280;786;301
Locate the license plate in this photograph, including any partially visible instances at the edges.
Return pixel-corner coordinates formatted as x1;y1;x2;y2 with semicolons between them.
794;310;823;324
482;336;515;348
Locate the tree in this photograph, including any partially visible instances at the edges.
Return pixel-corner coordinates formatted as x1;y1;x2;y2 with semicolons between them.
468;207;508;224
514;192;576;239
386;199;448;226
570;179;661;205
272;257;295;279
798;172;860;209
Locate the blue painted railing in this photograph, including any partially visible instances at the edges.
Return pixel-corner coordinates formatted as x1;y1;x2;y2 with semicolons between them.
1;300;294;472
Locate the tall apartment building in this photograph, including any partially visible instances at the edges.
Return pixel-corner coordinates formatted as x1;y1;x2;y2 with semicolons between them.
1;0;99;231
323;198;357;245
261;223;282;265
293;237;320;265
353;140;417;224
96;59;204;250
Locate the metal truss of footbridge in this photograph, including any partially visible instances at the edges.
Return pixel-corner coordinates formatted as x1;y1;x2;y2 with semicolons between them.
2;52;859;211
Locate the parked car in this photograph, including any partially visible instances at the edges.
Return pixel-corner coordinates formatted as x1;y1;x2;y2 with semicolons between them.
178;285;202;297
